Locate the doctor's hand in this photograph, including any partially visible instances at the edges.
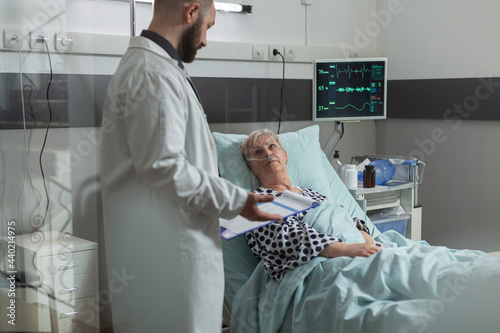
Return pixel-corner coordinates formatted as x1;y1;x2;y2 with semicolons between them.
239;192;283;222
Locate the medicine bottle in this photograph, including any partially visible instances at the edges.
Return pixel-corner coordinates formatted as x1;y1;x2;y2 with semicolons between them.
331;150;343;177
363;165;375;188
344;164;358;189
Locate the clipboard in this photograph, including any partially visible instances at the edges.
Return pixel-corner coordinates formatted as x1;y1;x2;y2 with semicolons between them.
220;190;320;240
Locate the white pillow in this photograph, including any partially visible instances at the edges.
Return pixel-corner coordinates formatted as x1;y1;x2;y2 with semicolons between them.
213;125;331;195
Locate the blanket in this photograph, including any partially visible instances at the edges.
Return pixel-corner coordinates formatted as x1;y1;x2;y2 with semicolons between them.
230;201;500;332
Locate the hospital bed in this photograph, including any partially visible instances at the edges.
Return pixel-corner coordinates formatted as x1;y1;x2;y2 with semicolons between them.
213;125;500;333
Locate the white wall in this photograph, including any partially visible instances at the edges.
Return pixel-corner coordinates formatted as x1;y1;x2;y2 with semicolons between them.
376;0;500;252
378;0;500;80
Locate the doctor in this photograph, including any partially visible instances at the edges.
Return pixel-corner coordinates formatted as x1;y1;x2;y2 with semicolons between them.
100;0;281;332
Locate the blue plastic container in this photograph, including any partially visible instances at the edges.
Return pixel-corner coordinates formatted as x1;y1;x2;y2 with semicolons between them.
358;159;396;185
374;218;408;236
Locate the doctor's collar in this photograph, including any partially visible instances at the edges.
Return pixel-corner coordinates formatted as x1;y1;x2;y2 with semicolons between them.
140;30;184;70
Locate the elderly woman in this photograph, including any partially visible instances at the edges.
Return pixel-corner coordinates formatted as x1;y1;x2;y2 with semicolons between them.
241;129;382;281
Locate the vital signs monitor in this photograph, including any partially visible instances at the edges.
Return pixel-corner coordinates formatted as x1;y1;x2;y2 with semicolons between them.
313;58;387;122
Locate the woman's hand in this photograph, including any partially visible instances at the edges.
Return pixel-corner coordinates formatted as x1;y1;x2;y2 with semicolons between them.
360;230;385;248
319;241;381;259
360;230;375;244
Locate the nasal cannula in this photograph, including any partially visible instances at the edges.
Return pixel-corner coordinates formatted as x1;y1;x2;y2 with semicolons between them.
246;149;284;161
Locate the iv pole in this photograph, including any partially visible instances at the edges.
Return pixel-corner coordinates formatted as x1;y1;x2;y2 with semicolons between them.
322;121;343;160
130;0;136;37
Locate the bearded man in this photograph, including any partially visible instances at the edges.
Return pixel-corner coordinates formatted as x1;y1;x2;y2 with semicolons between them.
101;1;280;332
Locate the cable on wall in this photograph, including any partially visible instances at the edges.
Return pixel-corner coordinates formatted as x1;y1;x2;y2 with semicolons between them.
38;36;54;228
24;80;44;228
273;49;286;134
18;64;45;230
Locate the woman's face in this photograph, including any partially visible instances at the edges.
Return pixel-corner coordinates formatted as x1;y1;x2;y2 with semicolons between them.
246;136;288;180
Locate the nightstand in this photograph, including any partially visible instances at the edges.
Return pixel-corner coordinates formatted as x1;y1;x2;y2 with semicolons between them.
349;182;422;241
1;231;99;332
349;155;424;241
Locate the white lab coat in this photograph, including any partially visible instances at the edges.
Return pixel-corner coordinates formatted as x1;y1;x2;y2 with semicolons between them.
100;37;247;332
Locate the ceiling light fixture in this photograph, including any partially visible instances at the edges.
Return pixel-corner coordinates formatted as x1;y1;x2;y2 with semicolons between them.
129;0;251;36
214;2;252;14
134;0;252;14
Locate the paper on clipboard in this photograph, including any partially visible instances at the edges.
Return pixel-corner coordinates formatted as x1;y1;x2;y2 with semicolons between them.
220;190;319;240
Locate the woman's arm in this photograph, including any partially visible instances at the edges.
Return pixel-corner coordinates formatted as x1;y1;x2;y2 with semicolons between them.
319;241;381;259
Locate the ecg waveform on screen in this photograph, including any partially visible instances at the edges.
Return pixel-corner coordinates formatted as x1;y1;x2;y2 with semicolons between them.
333;64;371;78
336;102;371;112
